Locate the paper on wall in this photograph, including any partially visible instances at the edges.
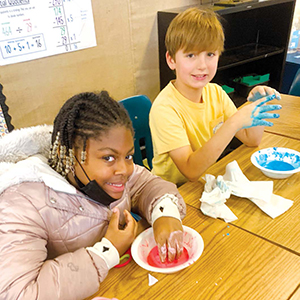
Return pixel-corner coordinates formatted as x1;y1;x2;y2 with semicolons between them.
0;0;97;66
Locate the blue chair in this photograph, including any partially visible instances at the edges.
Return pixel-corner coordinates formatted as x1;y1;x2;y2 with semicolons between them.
119;95;153;170
288;68;300;96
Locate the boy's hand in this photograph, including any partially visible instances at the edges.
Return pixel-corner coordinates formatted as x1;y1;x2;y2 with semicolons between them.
247;85;281;102
105;208;137;256
153;217;183;263
238;94;281;129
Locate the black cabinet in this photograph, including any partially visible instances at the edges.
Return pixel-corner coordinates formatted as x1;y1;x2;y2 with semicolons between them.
158;0;296;106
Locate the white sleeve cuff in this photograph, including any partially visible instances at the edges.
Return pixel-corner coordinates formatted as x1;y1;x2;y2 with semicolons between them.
151;194;182;225
86;237;120;269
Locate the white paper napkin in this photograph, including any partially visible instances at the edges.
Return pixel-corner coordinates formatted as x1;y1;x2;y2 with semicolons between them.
200;174;238;222
223;161;274;202
200;160;293;221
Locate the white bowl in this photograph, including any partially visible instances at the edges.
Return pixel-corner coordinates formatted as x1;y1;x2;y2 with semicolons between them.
131;225;204;274
251;147;300;179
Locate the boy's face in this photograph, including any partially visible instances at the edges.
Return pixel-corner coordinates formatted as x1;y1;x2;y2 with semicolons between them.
166;49;219;97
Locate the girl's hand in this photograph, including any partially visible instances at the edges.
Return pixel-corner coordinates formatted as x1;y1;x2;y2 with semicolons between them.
105;208;137;256
247;85;281;102
153;217;183;263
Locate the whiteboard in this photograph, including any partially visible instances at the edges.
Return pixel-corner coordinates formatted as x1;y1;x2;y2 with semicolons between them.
0;0;97;66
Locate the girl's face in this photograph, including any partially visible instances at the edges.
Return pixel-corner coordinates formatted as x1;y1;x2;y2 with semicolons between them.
74;126;135;200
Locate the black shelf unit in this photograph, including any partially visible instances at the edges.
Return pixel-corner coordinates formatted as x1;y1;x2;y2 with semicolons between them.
158;0;296;107
218;44;284;70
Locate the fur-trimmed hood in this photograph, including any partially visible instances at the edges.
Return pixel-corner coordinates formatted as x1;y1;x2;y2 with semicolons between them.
0;124;52;166
0;125;76;195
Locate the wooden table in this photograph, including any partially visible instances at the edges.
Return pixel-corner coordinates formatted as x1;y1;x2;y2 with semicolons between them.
291;288;300;300
179;132;300;254
87;205;300;300
87;97;300;299
266;94;300;140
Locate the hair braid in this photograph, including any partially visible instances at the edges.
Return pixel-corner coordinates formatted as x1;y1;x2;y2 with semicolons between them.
49;91;133;176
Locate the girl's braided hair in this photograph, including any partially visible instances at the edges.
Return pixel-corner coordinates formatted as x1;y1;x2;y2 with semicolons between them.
48;90;133;176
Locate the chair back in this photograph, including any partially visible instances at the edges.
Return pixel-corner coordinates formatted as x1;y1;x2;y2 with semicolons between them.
119;95;153;169
289;68;300;96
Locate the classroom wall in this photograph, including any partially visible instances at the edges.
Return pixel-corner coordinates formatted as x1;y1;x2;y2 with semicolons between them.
1;0;213;129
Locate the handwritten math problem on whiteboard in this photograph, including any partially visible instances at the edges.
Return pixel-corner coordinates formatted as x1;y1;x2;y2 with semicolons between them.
0;0;97;66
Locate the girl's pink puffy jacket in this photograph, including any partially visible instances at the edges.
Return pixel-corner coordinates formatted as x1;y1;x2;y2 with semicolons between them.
0;125;186;300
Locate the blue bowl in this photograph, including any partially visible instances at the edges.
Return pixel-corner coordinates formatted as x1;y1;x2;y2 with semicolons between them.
251;147;300;179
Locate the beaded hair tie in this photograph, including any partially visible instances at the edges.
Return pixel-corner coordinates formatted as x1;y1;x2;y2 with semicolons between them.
49;131;87;176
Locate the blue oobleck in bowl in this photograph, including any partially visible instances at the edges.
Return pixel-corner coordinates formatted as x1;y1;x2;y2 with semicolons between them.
251;147;300;179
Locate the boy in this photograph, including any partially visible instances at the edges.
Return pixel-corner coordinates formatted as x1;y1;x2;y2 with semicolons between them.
150;7;281;186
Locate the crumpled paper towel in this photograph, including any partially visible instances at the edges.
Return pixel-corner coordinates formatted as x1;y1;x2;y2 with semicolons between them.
200;160;293;222
200;174;238;222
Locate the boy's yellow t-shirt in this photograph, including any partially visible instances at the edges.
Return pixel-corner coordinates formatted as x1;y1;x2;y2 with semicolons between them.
149;81;237;186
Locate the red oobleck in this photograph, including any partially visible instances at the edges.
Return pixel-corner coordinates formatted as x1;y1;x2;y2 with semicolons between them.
147;246;189;268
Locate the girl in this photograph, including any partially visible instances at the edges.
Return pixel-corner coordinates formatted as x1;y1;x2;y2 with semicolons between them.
0;91;186;300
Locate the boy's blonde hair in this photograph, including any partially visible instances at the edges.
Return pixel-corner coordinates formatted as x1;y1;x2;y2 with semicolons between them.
165;7;225;59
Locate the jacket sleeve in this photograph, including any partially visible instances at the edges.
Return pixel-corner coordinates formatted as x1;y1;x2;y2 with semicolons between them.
0;188;108;300
127;164;186;224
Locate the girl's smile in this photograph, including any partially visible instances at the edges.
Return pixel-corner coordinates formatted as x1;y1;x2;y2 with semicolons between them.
106;181;126;194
